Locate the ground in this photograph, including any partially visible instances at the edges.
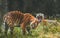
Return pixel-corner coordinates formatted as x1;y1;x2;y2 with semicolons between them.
0;20;60;38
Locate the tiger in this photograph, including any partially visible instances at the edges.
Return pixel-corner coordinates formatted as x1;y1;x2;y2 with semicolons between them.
3;11;39;35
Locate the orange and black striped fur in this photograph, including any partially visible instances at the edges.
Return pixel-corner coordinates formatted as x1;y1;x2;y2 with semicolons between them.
3;11;39;35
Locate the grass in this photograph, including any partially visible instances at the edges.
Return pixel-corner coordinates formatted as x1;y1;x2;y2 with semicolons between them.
0;20;60;38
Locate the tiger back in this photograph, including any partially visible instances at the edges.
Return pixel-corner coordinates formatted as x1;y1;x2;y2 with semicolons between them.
3;11;24;27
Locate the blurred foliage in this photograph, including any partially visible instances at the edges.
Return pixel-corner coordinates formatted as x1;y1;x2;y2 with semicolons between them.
0;0;60;15
0;20;60;38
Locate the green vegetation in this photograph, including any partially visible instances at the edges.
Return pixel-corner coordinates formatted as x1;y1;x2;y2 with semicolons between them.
0;20;60;38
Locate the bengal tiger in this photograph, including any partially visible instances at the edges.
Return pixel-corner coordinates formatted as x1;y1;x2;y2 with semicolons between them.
3;11;39;35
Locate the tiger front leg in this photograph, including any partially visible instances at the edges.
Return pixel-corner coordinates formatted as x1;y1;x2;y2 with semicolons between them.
26;26;32;35
21;23;26;35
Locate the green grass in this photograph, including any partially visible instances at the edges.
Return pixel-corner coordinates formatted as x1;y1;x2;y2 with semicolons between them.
0;21;60;38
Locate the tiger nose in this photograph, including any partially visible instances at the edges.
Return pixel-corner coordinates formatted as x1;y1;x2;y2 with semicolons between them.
32;25;36;29
32;25;35;29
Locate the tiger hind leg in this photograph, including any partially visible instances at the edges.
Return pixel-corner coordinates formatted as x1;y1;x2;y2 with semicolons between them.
4;22;9;36
10;27;14;35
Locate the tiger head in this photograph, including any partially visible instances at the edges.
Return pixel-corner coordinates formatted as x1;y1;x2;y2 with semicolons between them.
30;17;39;29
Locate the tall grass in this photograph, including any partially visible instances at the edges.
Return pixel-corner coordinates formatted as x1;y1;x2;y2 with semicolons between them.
0;21;60;38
